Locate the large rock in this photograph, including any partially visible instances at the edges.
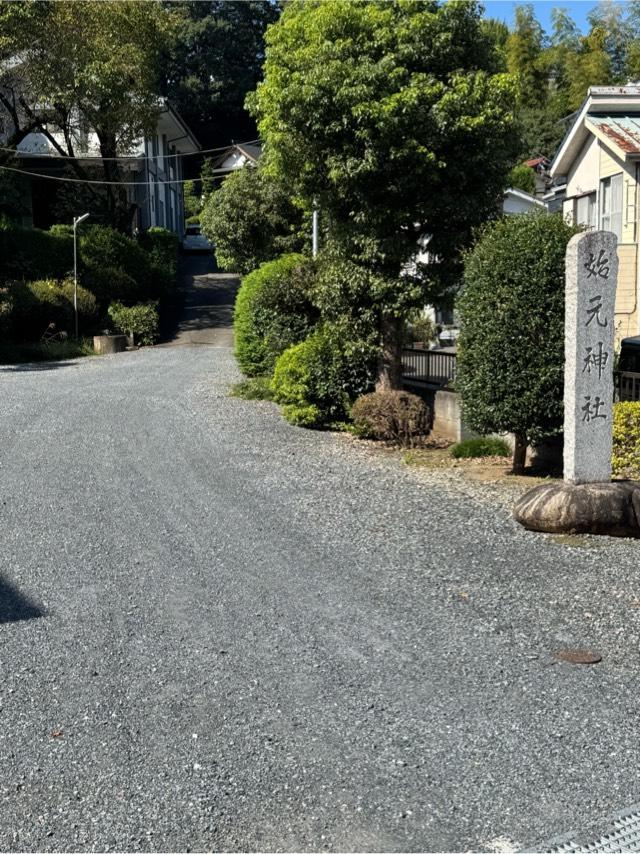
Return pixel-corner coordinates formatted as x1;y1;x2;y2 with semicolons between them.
514;481;640;538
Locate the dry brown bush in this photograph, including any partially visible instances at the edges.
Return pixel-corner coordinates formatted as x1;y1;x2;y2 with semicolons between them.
351;390;430;447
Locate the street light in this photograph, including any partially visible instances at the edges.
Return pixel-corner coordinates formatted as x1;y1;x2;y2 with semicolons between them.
73;213;90;339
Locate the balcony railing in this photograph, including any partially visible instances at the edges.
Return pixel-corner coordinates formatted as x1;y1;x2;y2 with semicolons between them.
401;348;457;388
617;371;640;401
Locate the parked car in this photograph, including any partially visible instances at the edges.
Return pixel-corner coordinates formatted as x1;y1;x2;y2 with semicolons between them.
182;223;212;253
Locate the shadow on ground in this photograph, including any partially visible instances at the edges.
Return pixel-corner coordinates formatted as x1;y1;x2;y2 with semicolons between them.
0;361;79;373
163;253;239;347
0;576;44;624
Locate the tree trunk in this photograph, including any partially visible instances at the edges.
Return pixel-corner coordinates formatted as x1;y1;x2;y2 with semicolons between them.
98;130;132;231
376;315;404;391
512;433;528;475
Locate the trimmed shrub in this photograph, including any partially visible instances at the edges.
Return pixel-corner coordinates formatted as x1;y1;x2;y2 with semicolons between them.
82;266;141;304
272;324;377;427
79;225;153;299
107;301;159;346
450;436;511;459
7;278;98;341
457;212;580;473
0;225;73;281
139;227;179;295
234;253;318;377
200;165;307;275
612;402;640;478
351;390;430;446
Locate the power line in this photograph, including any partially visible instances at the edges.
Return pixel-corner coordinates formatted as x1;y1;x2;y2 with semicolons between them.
0;138;260;162
0;162;233;186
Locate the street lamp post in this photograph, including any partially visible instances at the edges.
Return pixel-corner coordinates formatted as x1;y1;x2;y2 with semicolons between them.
73;213;90;339
312;199;319;258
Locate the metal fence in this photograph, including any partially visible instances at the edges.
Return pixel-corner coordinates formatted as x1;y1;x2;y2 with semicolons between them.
401;348;457;388
617;371;640;401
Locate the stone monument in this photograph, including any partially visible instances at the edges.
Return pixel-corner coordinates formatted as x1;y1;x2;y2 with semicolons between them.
564;231;618;483
515;231;640;537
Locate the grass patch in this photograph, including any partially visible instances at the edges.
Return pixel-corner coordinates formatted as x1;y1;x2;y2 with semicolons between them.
450;436;511;459
230;376;274;401
0;339;95;365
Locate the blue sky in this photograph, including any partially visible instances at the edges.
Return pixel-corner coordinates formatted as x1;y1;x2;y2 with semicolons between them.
483;1;601;33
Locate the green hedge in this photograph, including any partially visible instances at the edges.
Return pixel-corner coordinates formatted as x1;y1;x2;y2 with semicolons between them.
271;324;377;427
7;278;98;341
612;402;640;478
0;225;73;281
0;224;178;310
234;253;318;377
139;227;179;297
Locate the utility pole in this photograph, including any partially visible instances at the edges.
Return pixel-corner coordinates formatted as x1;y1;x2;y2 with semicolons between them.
312;201;319;258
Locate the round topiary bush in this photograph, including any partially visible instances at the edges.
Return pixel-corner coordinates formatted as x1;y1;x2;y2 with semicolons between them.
351;390;430;446
271;323;377;427
234;253;318;377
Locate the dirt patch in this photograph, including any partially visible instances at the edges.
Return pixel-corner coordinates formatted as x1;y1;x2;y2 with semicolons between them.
404;447;558;487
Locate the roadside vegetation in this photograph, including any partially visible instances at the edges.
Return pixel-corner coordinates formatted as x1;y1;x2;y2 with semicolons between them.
0;224;177;362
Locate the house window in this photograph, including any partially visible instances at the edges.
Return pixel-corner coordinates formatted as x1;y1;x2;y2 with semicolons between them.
601;173;623;240
575;193;596;229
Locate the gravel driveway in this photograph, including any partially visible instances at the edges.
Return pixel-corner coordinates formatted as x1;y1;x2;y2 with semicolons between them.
2;337;640;852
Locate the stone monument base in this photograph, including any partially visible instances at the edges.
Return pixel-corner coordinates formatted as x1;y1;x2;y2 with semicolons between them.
514;481;640;538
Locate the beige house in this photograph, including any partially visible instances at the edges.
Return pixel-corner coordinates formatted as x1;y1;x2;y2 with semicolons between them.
550;85;640;344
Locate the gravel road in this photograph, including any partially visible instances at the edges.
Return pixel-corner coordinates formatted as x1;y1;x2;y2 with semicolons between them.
2;318;640;851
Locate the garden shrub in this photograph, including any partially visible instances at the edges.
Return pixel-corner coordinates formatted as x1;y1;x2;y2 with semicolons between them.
351;390;430;447
271;324;377;427
407;314;436;348
612;402;640;478
234;253;318;377
107;301;159;345
82;266;141;304
0;225;73;281
450;436;511;459
200;165;307;275
7;278;97;341
79;225;153;300
139;227;179;295
456;212;580;473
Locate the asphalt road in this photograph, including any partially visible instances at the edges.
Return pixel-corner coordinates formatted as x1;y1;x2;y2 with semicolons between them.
2;268;640;851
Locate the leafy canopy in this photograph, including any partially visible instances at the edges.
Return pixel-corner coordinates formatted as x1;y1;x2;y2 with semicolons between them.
200;165;307;275
251;0;518;295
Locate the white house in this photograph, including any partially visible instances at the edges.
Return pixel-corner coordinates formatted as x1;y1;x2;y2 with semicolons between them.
12;102;200;235
549;84;640;343
212;142;262;174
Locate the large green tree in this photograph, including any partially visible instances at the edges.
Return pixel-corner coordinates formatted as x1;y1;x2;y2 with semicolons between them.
0;0;169;229
161;1;279;149
251;0;518;388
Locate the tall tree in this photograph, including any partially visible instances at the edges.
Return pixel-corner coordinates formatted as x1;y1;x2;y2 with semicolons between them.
0;0;169;229
251;0;518;388
161;1;279;149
